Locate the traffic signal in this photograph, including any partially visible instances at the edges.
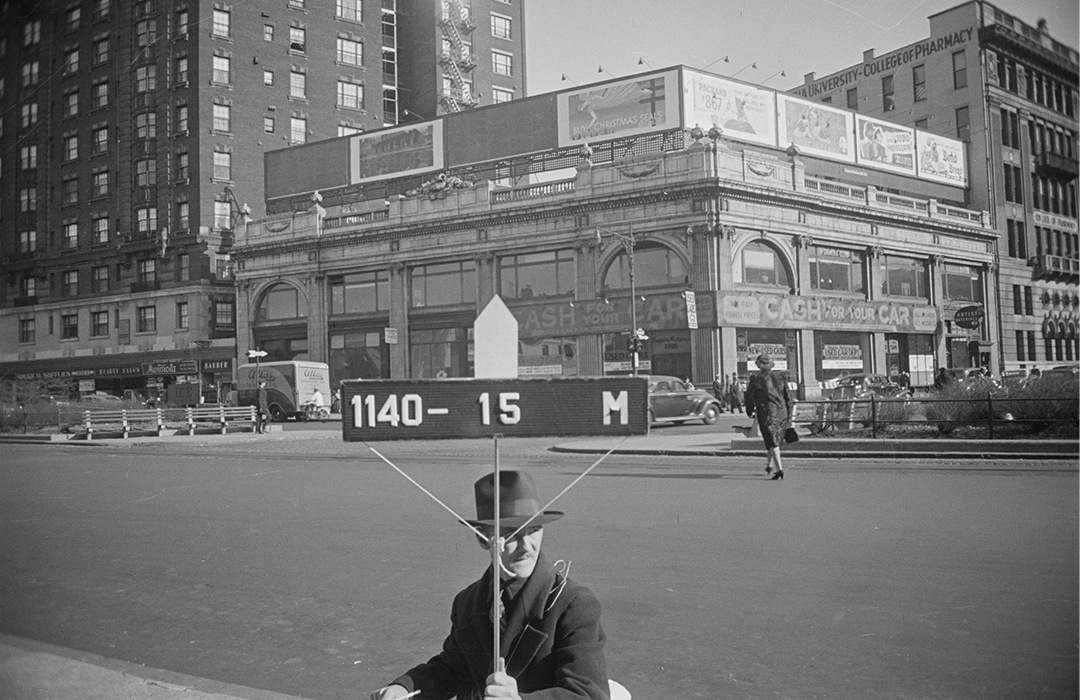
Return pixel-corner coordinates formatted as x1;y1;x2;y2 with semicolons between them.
626;335;637;353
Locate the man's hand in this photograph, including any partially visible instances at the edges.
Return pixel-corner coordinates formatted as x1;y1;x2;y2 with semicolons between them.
484;658;520;700
370;683;410;700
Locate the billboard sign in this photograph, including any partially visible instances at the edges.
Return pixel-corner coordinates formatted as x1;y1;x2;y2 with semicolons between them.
915;131;967;186
349;121;444;184
341;377;648;441
776;94;855;162
855;115;916;175
557;70;681;147
683;69;777;147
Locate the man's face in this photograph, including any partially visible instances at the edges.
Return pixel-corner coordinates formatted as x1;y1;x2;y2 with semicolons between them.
478;525;544;580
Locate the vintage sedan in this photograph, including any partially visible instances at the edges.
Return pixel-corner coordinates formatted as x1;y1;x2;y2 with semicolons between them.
646;375;722;425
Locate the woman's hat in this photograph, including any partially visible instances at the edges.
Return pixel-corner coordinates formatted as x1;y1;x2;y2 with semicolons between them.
755;353;775;370
466;469;563;529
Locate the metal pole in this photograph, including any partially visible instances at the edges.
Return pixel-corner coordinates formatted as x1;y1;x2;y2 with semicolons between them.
492;435;501;671
628;224;638;377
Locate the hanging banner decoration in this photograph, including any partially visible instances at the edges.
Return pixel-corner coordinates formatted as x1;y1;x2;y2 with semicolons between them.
915;131;967;186
557;70;681;147
855;115;916;175
682;69;777;147
350;121;444;184
776;94;855;162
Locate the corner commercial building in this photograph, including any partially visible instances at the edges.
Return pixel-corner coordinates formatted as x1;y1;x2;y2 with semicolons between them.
0;0;525;398
235;66;997;397
791;0;1079;371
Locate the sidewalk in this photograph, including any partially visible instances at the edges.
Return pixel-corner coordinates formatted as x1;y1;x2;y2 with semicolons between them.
0;634;312;700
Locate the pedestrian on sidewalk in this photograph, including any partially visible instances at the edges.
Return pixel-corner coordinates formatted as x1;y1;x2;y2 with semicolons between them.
370;469;611;700
728;373;744;414
256;381;270;433
744;354;794;480
712;374;729;412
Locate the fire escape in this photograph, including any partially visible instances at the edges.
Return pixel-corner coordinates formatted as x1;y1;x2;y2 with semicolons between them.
438;0;478;113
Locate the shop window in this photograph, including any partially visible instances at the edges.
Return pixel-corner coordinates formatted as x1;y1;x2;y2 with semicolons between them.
739;329;798;382
942;264;982;303
880;255;929;300
256;283;307;322
519;338;578;377
499;249;575;298
809;246;864;294
329;331;388;383
410;327;473;379
604;242;687;291
814;330;869;382
331;270;390;314
734;240;791;290
411;261;476;307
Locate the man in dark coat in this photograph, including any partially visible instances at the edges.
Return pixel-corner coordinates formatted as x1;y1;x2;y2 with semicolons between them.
371;470;609;700
256;381;270;433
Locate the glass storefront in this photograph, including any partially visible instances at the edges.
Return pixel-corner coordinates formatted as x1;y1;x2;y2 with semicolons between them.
330;329;389;383
410;327;473;378
737;328;798;382
518;337;578;376
885;333;934;388
814;330;870;382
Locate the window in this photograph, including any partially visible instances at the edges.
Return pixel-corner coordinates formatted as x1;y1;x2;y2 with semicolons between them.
498;250;575;298
1024;286;1033;316
213;103;231;132
212;9;230;37
290;26;306;53
410;261;477;307
881;255;929;300
1006;219;1026;258
137;258;156;283
212;55;230;84
94;39;108;65
1027;331;1036;363
1004;164;1023;204
290;70;306;98
176;57;188;83
492;50;512;76
21;103;38;128
214;200;232;228
24;20;41;46
1012;285;1022;315
92;311;109;337
64;90;79;117
491;13;511;39
290;116;307;143
176;302;189;330
213;151;231;181
136;207;157;234
21;276;36;299
62;270;79;296
93;170;109;196
64;135;78;161
337;0;362;21
20;145;37;170
176;104;188;132
93;81;108;108
289;0;306;8
20;187;37;212
1016;330;1025;361
137;306;156;333
264;116;275;133
22;61;39;86
136;159;156;187
942;264;982;303
1000;108;1019;149
178;254;190;281
177;10;189;35
492;87;513;104
92;265;109;291
95;0;110;20
176;152;189;179
810;246;865;293
61;314;79;340
955;106;969;141
733;241;789;288
912;64;926;102
64;49;79;74
214;299;236;327
337;80;363;109
19;319;35;344
330;271;390;313
135;65;156;92
62;178;79;205
263;69;274;85
264;24;274;41
952;50;967;89
880;75;895;112
337;37;362;65
19;230;37;253
841;87;856;110
136;112;156;139
136;19;155;47
338;123;362;136
66;7;81;31
177;201;189;229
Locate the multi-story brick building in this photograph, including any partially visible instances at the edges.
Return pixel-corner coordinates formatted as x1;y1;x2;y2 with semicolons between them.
0;0;526;399
791;0;1079;371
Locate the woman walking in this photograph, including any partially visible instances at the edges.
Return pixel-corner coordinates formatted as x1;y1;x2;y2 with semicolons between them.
744;353;795;480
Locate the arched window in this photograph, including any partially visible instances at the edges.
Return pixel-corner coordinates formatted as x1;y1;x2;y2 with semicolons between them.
255;282;307;323
735;240;792;289
602;242;687;290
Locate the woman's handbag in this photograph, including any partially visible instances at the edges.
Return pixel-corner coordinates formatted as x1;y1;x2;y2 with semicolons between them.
784;427;800;444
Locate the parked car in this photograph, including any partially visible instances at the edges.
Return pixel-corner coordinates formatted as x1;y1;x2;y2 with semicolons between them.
827;373;909;400
1041;363;1079;382
814;373;909;432
80;392;122;403
646;375;721;425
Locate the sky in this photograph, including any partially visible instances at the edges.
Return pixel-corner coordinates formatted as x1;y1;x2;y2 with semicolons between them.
523;0;1079;96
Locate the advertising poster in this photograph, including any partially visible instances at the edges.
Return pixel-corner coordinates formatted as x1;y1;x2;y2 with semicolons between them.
855;115;916;175
915;131;967;186
776;94;855;163
682;69;777;147
557;70;681;148
350;121;444;184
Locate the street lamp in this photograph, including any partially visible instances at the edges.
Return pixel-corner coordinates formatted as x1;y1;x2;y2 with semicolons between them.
595;225;646;376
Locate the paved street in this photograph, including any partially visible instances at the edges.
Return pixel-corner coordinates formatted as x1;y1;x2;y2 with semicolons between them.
1;435;1076;700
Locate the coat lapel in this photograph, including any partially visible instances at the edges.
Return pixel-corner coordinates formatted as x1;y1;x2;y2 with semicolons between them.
502;552;555;677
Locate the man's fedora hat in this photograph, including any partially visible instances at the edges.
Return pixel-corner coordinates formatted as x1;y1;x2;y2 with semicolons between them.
466;469;563;529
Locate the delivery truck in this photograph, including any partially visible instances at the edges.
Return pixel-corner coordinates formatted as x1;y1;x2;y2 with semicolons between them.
235;361;331;422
